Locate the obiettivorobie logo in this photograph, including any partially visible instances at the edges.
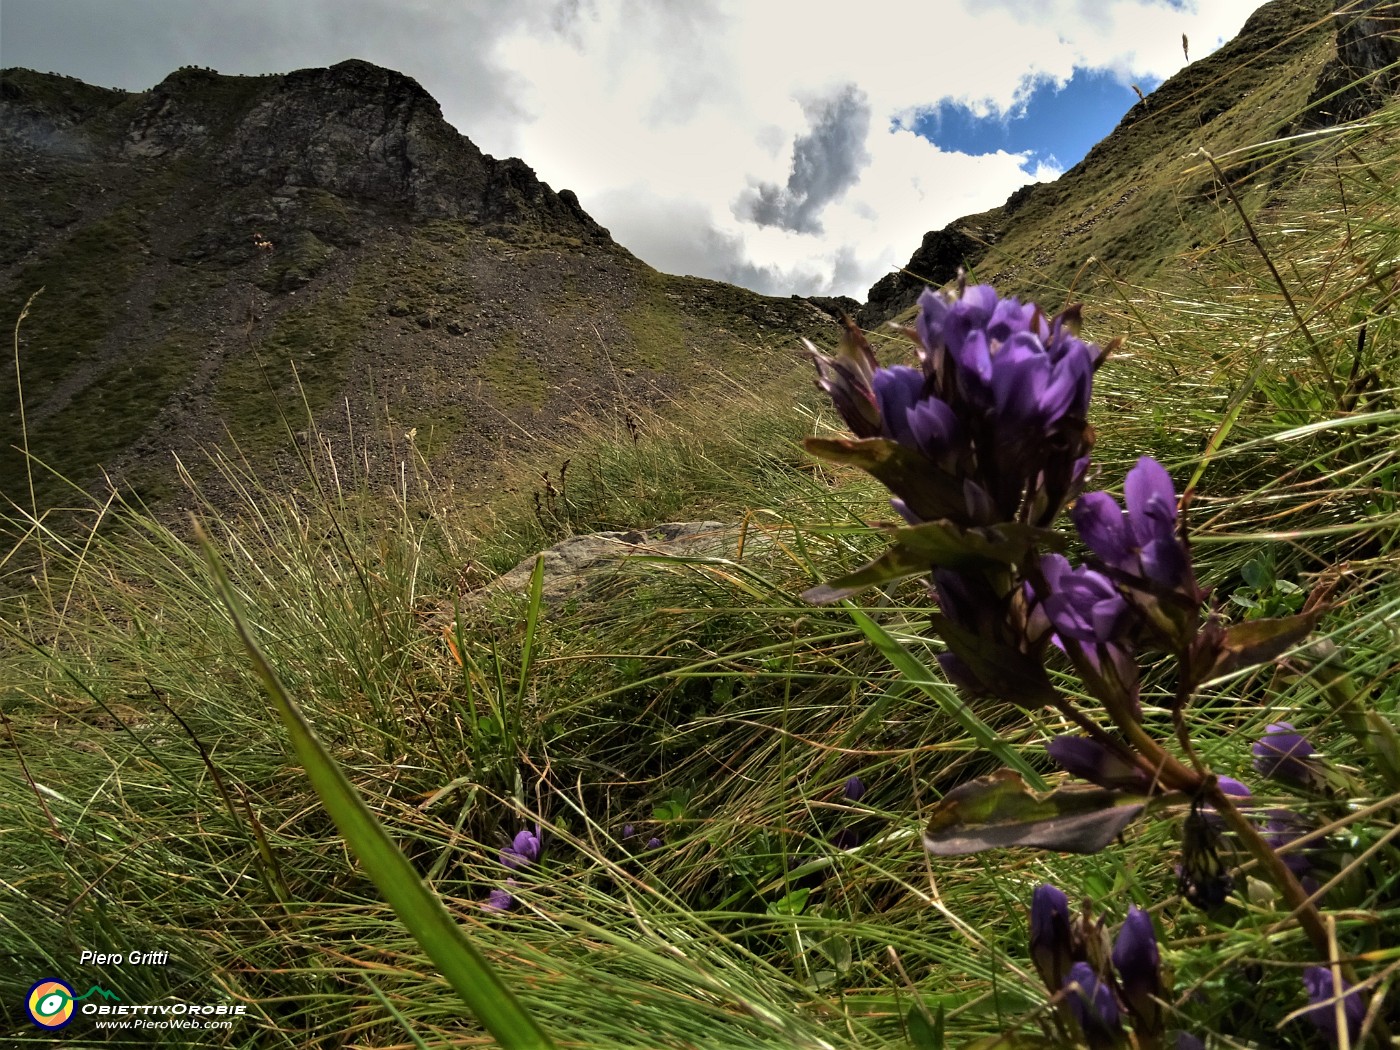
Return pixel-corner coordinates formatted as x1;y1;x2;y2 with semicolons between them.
24;975;248;1032
26;978;120;1029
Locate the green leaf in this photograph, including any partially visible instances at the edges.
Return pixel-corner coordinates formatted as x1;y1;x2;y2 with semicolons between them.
197;525;556;1050
845;609;1047;788
803;520;1050;604
803;436;965;521
767;887;811;916
906;1003;944;1049
1210;609;1319;678
923;769;1148;856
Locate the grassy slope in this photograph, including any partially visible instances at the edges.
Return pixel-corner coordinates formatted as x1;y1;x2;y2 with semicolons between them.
3;82;1400;1047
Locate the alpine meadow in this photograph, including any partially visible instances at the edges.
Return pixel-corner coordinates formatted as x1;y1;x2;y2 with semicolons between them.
5;1;1400;1047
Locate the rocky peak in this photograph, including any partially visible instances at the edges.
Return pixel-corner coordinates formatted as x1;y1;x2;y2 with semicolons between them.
4;59;610;241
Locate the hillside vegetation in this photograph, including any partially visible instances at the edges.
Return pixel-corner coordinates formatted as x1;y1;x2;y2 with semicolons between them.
4;3;1400;1048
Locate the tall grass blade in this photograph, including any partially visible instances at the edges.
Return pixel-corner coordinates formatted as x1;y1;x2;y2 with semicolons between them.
194;521;558;1050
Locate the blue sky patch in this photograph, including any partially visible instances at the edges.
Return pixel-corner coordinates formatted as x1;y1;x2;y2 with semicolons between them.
911;68;1163;171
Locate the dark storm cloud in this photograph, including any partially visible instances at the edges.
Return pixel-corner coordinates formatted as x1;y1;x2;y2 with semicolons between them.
592;189;833;296
736;84;872;235
0;0;557;155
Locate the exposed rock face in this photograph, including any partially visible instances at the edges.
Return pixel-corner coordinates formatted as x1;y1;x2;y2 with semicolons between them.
1303;0;1400;124
859;220;1000;328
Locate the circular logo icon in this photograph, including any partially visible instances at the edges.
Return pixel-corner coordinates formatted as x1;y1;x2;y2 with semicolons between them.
27;978;76;1029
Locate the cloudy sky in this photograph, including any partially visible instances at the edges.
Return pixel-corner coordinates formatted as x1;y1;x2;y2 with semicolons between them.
2;0;1271;299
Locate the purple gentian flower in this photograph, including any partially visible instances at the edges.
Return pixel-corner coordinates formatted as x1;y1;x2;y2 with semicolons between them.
1040;554;1129;645
1047;735;1154;792
1064;961;1124;1049
1112;906;1162;1031
1029;883;1075;994
482;885;515;912
871;366;961;461
1300;967;1366;1045
1073;457;1190;590
622;824;636;840
844;776;867;802
500;828;541;870
916;284;1096;429
645;837;662;850
1252;723;1320;787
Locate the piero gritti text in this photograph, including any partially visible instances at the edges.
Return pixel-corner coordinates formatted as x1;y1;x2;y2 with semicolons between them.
80;949;171;966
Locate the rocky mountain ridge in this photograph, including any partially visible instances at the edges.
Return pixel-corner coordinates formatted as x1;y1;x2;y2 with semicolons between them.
0;60;833;517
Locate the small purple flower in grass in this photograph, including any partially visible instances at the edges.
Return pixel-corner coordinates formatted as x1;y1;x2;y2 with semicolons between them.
1029;883;1075;994
1073;457;1191;591
1064;961;1125;1049
1047;735;1154;792
831;828;861;850
1200;775;1252;828
1253;723;1321;787
844;775;867;802
500;828;541;870
1112;906;1163;1032
482;883;515;912
622;824;635;840
1301;966;1365;1045
871;366;961;462
1217;776;1252;799
645;836;663;850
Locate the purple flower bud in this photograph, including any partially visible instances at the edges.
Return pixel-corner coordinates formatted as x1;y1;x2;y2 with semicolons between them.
1252;723;1320;786
1124;457;1188;587
1029;883;1075;993
645;837;662;850
1046;735;1154;792
1201;776;1252;829
1111;906;1162;1031
844;775;867;802
501;828;541;870
1300;967;1365;1045
1064;961;1124;1049
831;828;861;850
622;824;636;840
1217;776;1252;799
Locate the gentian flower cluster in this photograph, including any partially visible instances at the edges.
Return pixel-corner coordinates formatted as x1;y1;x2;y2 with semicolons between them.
1029;885;1195;1049
801;279;1387;1043
807;281;1103;531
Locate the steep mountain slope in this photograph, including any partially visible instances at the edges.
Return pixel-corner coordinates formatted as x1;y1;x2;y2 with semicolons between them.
861;0;1388;324
0;60;834;514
